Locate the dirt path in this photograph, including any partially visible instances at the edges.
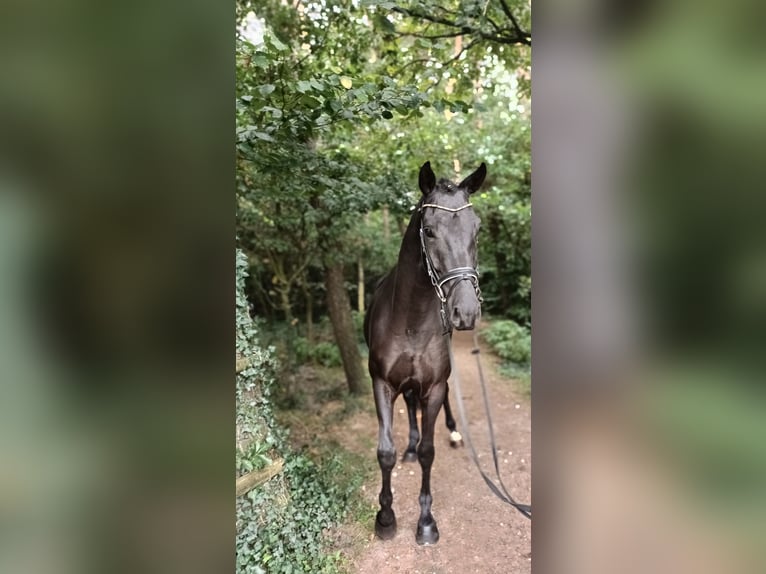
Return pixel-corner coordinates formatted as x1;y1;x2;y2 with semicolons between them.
335;329;532;573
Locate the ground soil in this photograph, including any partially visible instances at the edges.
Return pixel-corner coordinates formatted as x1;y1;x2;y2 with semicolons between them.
325;329;532;574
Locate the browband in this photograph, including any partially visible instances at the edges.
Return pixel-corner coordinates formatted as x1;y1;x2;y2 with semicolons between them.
420;203;473;212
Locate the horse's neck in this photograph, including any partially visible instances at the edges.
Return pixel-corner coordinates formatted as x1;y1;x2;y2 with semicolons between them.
389;219;440;329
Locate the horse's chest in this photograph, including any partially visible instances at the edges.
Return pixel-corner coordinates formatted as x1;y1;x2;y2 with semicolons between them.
382;339;448;386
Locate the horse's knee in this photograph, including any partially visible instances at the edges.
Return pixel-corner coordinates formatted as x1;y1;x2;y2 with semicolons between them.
417;443;434;466
377;447;396;470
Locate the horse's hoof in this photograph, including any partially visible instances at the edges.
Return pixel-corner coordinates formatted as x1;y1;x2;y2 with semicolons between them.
416;521;440;545
449;431;463;448
402;451;418;463
375;512;397;540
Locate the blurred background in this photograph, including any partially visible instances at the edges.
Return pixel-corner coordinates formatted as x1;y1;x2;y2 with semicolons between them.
0;1;233;573
533;0;766;572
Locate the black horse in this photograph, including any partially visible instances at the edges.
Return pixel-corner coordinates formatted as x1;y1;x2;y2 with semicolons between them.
363;161;486;545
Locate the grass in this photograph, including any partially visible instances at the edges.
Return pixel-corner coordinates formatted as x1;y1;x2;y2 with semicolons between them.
496;362;531;397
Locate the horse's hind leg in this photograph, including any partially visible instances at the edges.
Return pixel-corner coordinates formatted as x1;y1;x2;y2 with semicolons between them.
373;378;397;539
415;382;446;545
402;388;419;462
443;383;463;448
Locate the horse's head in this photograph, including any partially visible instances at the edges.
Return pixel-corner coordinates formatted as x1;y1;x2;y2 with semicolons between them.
418;161;486;331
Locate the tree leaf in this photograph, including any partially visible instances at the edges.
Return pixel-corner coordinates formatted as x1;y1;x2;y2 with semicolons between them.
340;76;353;89
268;34;288;52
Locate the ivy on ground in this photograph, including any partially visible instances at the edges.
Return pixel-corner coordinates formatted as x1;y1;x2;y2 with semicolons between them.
236;249;356;574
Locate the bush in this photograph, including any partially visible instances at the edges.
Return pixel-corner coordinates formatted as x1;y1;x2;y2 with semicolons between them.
236;455;352;574
351;310;366;344
481;319;531;365
310;341;342;367
236;249;354;574
236;251;282;475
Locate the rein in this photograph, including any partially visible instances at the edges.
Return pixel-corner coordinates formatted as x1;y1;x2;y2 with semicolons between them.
419;202;530;520
418;202;483;334
446;331;532;520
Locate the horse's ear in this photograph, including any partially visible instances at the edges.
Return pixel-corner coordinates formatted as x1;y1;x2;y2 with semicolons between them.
459;162;487;194
419;161;436;195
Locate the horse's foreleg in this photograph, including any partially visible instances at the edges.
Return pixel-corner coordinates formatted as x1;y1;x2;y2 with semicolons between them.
402;388;419;462
415;382;446;545
443;383;463;448
373;379;397;539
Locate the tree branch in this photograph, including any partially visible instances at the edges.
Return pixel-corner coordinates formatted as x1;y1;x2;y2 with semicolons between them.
236;458;285;496
480;30;530;46
497;0;531;42
391;5;530;47
392;57;433;78
485;14;503;33
401;30;464;40
444;38;480;66
287;253;313;285
391;6;461;29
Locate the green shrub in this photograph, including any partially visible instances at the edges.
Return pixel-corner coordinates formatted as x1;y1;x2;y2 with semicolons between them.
236;455;352;574
236;249;354;574
292;336;311;365
351;310;366;344
310;341;342;367
236;250;283;475
481;319;531;365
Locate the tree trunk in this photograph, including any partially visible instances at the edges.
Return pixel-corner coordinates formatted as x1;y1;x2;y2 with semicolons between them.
357;257;365;313
324;262;366;395
382;206;390;241
277;283;293;323
303;280;313;343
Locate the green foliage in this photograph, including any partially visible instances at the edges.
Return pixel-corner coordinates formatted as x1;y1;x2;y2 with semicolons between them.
294;339;342;368
237;455;354;574
480;319;531;394
237;2;531;326
310;341;342;368
350;311;367;344
237;250;357;574
237;249;283;475
358;0;531;99
481;319;531;365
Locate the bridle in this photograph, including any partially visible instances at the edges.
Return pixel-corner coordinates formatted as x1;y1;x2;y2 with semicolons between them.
418;201;483;334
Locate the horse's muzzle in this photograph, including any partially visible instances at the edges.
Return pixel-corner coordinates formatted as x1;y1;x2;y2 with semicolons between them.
449;282;481;330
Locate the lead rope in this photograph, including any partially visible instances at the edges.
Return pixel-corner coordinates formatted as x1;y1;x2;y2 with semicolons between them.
446;331;532;520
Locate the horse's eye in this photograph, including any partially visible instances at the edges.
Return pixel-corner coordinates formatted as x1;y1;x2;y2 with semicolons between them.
424;227;435;238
